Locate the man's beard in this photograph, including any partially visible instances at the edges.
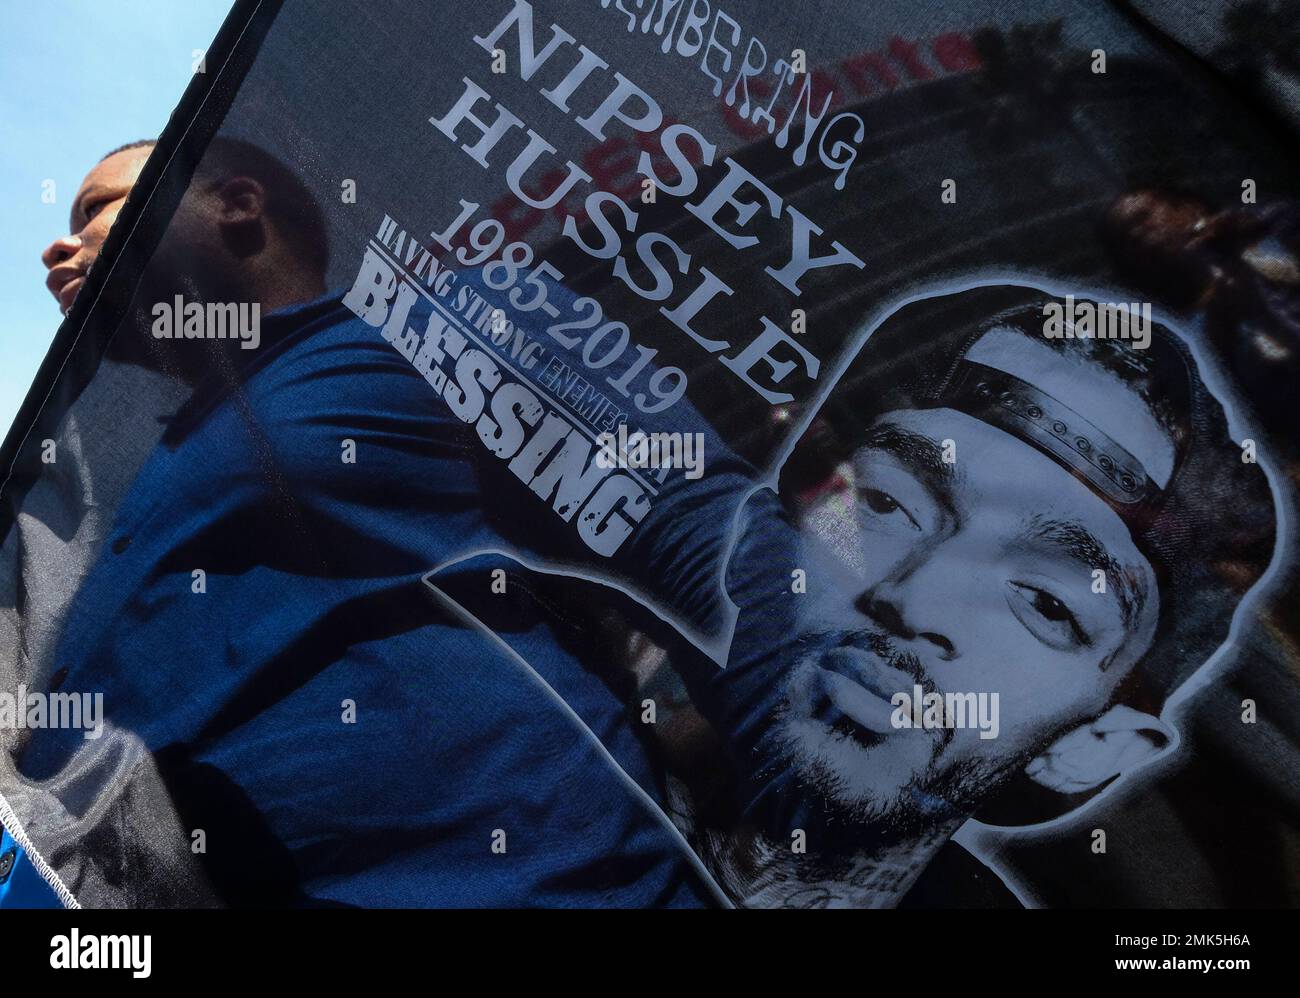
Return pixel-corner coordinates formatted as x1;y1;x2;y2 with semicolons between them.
699;624;1016;856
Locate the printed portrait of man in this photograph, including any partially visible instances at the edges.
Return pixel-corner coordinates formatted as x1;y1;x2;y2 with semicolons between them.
646;283;1279;904
436;281;1280;907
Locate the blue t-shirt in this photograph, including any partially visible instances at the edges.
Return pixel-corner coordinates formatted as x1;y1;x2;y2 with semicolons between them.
19;288;750;907
0;825;61;908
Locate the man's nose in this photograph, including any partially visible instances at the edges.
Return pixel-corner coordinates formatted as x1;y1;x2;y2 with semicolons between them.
856;571;958;661
42;234;82;269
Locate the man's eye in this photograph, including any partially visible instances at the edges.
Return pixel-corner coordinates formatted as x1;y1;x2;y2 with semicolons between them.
857;487;920;530
859;487;899;514
83;200;105;221
1007;582;1090;648
1031;589;1072;622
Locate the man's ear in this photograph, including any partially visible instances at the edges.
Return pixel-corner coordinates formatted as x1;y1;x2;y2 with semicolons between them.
215;176;266;225
213;176;268;257
1024;704;1175;795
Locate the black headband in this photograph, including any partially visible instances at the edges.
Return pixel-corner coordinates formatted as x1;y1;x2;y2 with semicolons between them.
928;360;1165;530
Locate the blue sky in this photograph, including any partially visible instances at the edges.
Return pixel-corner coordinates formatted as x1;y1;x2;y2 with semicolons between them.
0;0;234;438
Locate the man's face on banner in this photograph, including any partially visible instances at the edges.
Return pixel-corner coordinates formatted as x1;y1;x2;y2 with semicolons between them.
737;326;1175;839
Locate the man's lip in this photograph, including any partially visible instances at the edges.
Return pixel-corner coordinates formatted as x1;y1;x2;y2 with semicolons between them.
811;646;921;737
813;665;896;735
57;275;85;312
820;645;916;700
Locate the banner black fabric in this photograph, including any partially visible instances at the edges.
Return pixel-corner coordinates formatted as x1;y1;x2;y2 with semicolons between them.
3;0;1298;909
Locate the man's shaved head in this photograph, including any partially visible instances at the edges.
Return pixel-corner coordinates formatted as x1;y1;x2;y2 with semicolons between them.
41;142;154;314
41;136;329;319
